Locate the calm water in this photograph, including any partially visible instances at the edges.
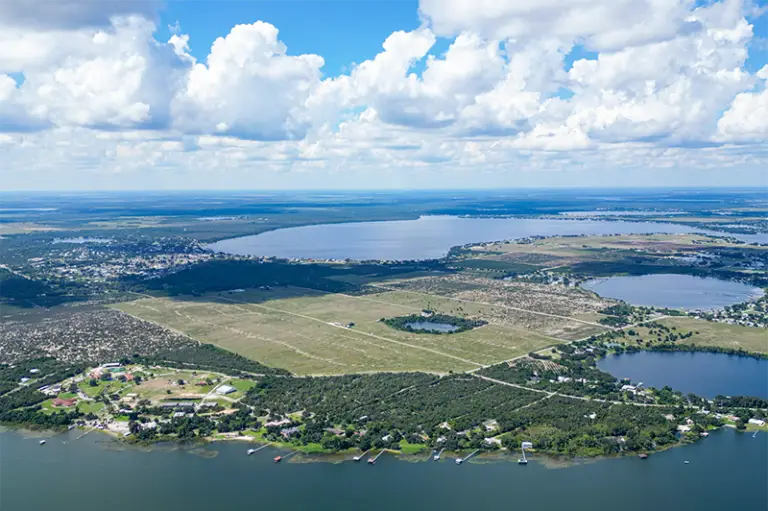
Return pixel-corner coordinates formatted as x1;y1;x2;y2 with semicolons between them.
598;351;768;398
404;321;459;333
1;428;765;511
582;274;764;310
207;216;768;260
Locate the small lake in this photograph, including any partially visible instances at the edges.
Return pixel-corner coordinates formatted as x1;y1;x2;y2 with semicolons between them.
207;216;767;261
581;274;764;310
1;427;765;511
597;351;768;399
405;321;459;333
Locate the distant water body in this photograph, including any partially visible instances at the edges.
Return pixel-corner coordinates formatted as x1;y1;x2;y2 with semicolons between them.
207;216;768;261
582;274;764;310
1;427;765;511
404;321;459;333
598;351;768;399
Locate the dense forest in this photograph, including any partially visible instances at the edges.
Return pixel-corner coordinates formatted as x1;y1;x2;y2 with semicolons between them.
242;371;702;456
124;259;450;296
132;344;290;376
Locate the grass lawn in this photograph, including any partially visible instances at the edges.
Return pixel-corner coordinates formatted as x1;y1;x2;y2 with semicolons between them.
78;401;105;414
397;440;428;454
228;379;256;393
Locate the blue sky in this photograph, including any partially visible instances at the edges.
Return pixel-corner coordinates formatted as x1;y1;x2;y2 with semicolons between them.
157;1;425;76
155;0;768;78
0;0;767;190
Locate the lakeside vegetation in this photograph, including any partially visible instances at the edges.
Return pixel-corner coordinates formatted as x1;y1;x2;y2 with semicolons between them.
382;314;486;334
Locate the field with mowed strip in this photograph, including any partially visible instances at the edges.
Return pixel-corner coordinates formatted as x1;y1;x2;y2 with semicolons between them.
111;286;583;375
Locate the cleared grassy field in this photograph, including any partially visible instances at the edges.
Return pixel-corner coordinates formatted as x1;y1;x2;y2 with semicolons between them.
113;286;565;375
657;317;768;354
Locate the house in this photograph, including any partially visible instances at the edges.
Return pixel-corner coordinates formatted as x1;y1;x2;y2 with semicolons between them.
265;418;292;428
215;384;236;395
677;425;691;433
29;368;40;374
101;362;121;369
19;377;29;384
557;376;572;383
584;413;597;420
52;397;77;407
484;437;502;446
280;426;300;438
748;418;766;427
620;384;637;393
325;427;345;436
381;434;393;442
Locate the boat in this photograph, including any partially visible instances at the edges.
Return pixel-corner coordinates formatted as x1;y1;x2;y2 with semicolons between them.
367;458;375;465
684;460;690;464
517;458;528;464
273;456;282;463
455;458;463;465
433;454;440;461
39;440;46;445
353;455;362;461
247;449;256;455
638;453;648;459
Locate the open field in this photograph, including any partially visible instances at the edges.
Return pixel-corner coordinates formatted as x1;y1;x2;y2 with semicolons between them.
376;275;610;340
464;234;765;269
656;317;768;355
112;285;580;375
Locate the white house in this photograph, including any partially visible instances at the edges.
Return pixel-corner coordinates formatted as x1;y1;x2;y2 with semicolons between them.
748;418;766;427
215;384;236;395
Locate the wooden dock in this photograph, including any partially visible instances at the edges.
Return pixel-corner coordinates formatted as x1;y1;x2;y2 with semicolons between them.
353;449;370;461
368;449;386;465
456;449;479;465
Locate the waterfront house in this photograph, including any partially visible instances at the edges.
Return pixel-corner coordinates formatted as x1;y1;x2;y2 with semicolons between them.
748;418;766;427
280;426;300;439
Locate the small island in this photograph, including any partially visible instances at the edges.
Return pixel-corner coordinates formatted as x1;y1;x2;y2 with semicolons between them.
382;312;486;334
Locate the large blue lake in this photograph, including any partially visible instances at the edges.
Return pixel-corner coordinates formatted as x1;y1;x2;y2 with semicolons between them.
1;427;765;511
582;274;764;310
598;351;768;399
207;216;768;261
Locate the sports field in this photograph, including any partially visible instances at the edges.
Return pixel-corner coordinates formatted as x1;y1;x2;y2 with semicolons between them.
112;285;600;375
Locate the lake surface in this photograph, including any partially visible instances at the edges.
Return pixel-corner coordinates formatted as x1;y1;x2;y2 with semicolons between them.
405;321;459;333
598;351;768;398
207;216;768;261
1;428;765;511
581;274;764;310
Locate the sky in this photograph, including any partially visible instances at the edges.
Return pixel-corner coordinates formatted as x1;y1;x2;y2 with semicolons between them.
1;0;767;191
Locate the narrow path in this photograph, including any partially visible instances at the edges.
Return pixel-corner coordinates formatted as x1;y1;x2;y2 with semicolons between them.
473;373;668;408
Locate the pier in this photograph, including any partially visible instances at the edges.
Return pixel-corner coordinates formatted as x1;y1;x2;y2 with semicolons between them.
353;449;370;461
367;449;386;465
455;449;479;465
247;443;272;455
274;450;300;463
75;426;98;441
